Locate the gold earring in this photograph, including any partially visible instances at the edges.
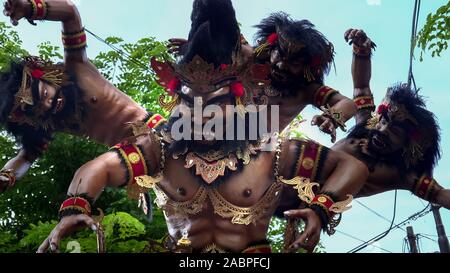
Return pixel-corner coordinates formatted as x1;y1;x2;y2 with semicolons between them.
159;94;180;113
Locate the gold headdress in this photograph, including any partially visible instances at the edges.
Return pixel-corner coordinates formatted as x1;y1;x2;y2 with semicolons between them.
8;56;70;130
151;53;271;116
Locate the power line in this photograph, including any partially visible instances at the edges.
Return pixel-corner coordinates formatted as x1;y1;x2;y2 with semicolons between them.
355;199;406;232
348;190;398;253
336;230;393;253
84;27;151;71
418;233;450;239
407;0;421;91
417;233;438;243
348;203;431;253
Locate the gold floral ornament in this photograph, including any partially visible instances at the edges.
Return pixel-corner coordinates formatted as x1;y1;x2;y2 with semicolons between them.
150;48;272;114
159;94;181;113
209;182;282;225
201;243;227;253
135;175;162;189
278;176;319;204
8;56;70;130
329;194;353;214
185;152;238;185
150;58;182;113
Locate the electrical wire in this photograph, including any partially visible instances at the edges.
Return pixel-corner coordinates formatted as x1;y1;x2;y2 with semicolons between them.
336;230;393;253
407;0;421;91
348;203;431;253
355;199;406;232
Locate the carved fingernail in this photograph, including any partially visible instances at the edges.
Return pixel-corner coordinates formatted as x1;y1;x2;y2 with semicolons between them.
50;244;56;251
91;224;97;231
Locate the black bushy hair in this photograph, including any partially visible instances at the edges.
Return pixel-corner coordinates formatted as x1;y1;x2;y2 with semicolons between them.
347;83;441;175
0;61;23;123
254;12;334;84
0;60;53;155
181;0;240;67
0;60;81;156
388;83;441;174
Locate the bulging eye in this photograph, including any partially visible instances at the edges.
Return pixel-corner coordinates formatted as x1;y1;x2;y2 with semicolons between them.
181;85;191;95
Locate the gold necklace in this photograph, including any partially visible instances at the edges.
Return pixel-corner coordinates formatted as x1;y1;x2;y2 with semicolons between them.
184;152;238;185
181;141;264;184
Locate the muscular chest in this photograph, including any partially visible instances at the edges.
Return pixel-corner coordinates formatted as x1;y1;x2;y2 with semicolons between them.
160;152;276;207
75;83;146;145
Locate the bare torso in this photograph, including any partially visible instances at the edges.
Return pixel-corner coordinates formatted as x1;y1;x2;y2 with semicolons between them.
157;152;279;252
267;83;319;130
332;137;409;197
62;62;148;146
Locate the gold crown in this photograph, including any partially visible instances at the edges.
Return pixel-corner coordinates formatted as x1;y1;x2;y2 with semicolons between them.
8;56;70;130
174;54;270;95
174;55;241;94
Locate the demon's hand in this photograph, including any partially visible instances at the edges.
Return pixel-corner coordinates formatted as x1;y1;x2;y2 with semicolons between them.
312;114;337;143
284;208;322;253
3;0;29;26
344;28;376;49
37;214;98;253
167;38;188;56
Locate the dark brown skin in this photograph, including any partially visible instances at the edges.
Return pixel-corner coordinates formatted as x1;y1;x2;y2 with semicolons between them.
331;28;450;209
1;0;148;188
167;37;357;143
267;44;357;142
36;88;368;253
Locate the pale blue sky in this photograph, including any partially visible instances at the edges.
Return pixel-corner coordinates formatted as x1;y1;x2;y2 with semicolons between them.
2;0;449;253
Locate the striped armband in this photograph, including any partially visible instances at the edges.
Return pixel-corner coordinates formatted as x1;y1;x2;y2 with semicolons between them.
413;175;437;201
59;195;92;219
354;95;375;112
62;28;87;51
144;113;166;129
28;0;48;20
309;193;353;235
293;141;328;182
313;86;339;108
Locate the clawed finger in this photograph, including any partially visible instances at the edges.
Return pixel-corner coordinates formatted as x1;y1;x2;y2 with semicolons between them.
311;115;323;126
0;176;10;182
10;17;18;26
77;214;96;232
37;237;50;253
290;231;311;252
330;128;337;143
320;120;332;133
348;29;358;41
344;29;354;42
355;30;367;39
